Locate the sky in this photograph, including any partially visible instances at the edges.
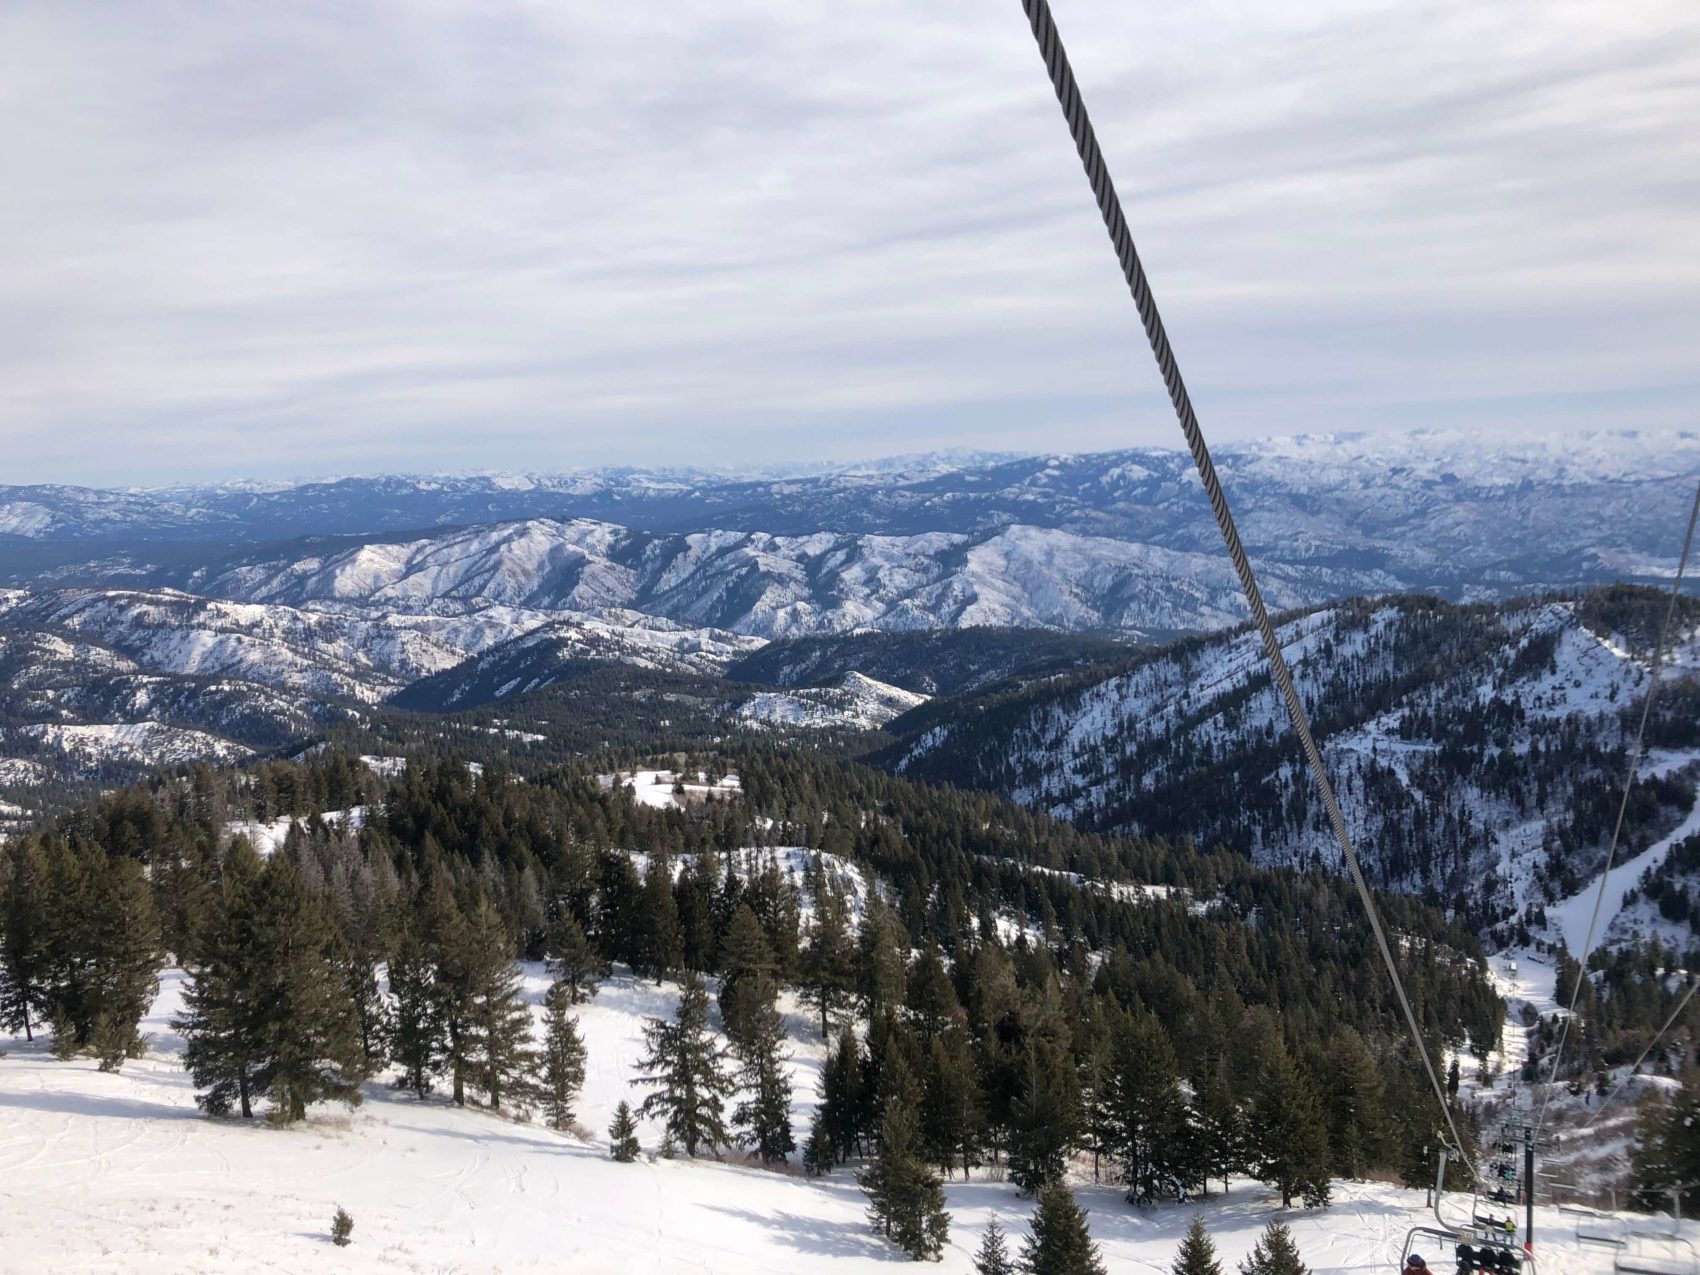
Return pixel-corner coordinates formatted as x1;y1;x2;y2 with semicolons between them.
1;0;1698;486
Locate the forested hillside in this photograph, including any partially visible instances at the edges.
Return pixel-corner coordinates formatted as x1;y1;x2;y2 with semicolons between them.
1;748;1501;1222
886;588;1700;942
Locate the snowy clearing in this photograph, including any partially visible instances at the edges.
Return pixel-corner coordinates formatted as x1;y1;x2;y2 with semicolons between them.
3;969;1693;1273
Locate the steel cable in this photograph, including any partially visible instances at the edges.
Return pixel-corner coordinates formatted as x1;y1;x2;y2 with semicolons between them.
1017;0;1478;1180
1536;475;1700;1140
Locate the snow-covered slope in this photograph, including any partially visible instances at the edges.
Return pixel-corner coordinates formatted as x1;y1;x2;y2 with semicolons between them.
19;721;253;771
737;672;929;731
891;591;1700;939
1;966;1668;1274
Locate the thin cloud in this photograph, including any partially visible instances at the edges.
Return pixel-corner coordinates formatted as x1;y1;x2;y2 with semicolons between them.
0;0;1696;483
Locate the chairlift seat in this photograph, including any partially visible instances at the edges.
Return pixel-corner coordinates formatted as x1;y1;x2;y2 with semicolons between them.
1616;1254;1692;1275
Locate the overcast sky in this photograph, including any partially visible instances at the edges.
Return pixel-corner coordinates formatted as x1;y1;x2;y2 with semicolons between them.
2;0;1697;485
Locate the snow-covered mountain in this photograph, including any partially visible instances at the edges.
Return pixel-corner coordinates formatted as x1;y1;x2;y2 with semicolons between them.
167;518;1334;637
7;430;1698;608
887;588;1700;941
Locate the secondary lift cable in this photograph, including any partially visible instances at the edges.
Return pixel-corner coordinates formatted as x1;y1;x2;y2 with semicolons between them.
1583;971;1700;1132
1537;475;1700;1139
1016;0;1479;1181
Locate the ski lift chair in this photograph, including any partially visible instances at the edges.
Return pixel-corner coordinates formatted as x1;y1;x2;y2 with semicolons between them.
1617;1224;1698;1275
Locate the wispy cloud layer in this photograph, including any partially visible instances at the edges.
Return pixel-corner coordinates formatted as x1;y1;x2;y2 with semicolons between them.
1;0;1697;483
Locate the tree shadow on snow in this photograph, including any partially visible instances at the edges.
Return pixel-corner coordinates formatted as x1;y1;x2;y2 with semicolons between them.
701;1204;908;1261
0;1087;200;1123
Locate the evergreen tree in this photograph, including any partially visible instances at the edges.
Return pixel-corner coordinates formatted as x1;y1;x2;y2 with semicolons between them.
974;1217;1016;1275
857;1092;950;1261
640;850;684;982
1173;1215;1224;1275
1320;1029;1389;1179
730;974;795;1165
1007;1038;1080;1195
818;1024;866;1163
1020;1180;1107;1275
80;852;161;1061
548;911;603;1005
1248;1040;1332;1208
388;921;444;1100
857;897;908;1019
176;841;267;1117
423;874;475;1106
457;895;537;1112
609;1099;642;1162
0;839;50;1041
635;973;733;1157
538;985;588;1131
247;856;363;1124
907;944;961;1043
1194;1061;1248;1196
1632;1075;1700;1213
921;1025;982;1178
800;867;855;1039
718;902;777;1050
1109;1010;1190;1205
1239;1218;1310;1275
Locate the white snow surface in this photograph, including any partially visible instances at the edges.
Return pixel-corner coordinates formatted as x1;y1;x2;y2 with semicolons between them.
3;967;1681;1274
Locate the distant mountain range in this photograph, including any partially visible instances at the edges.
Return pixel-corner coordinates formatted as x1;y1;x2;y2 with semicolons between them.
1;430;1696;801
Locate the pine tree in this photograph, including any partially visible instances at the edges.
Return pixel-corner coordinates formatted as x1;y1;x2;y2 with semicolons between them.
1248;1040;1332;1208
857;1092;950;1261
640;850;684;983
1239;1218;1310;1275
906;943;961;1043
718;902;777;1050
1321;1029;1389;1179
423;874;475;1106
609;1099;642;1162
635;973;733;1157
857;897;908;1019
457;896;537;1112
1173;1215;1224;1275
730;974;795;1165
800;867;855;1040
81;852;161;1062
49;1004;78;1060
921;1025;982;1178
248;856;363;1124
974;1217;1016;1275
1194;1061;1247;1196
1020;1180;1107;1275
538;985;588;1132
176;841;267;1117
331;1206;354;1248
0;839;50;1041
387;921;444;1100
548;911;603;1005
1007;1038;1080;1195
818;1024;866;1163
1109;1011;1189;1205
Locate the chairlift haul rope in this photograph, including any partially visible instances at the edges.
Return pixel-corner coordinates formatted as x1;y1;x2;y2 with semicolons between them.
1014;0;1478;1180
1561;476;1700;1136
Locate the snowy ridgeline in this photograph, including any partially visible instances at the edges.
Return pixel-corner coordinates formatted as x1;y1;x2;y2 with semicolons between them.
3;967;1688;1274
